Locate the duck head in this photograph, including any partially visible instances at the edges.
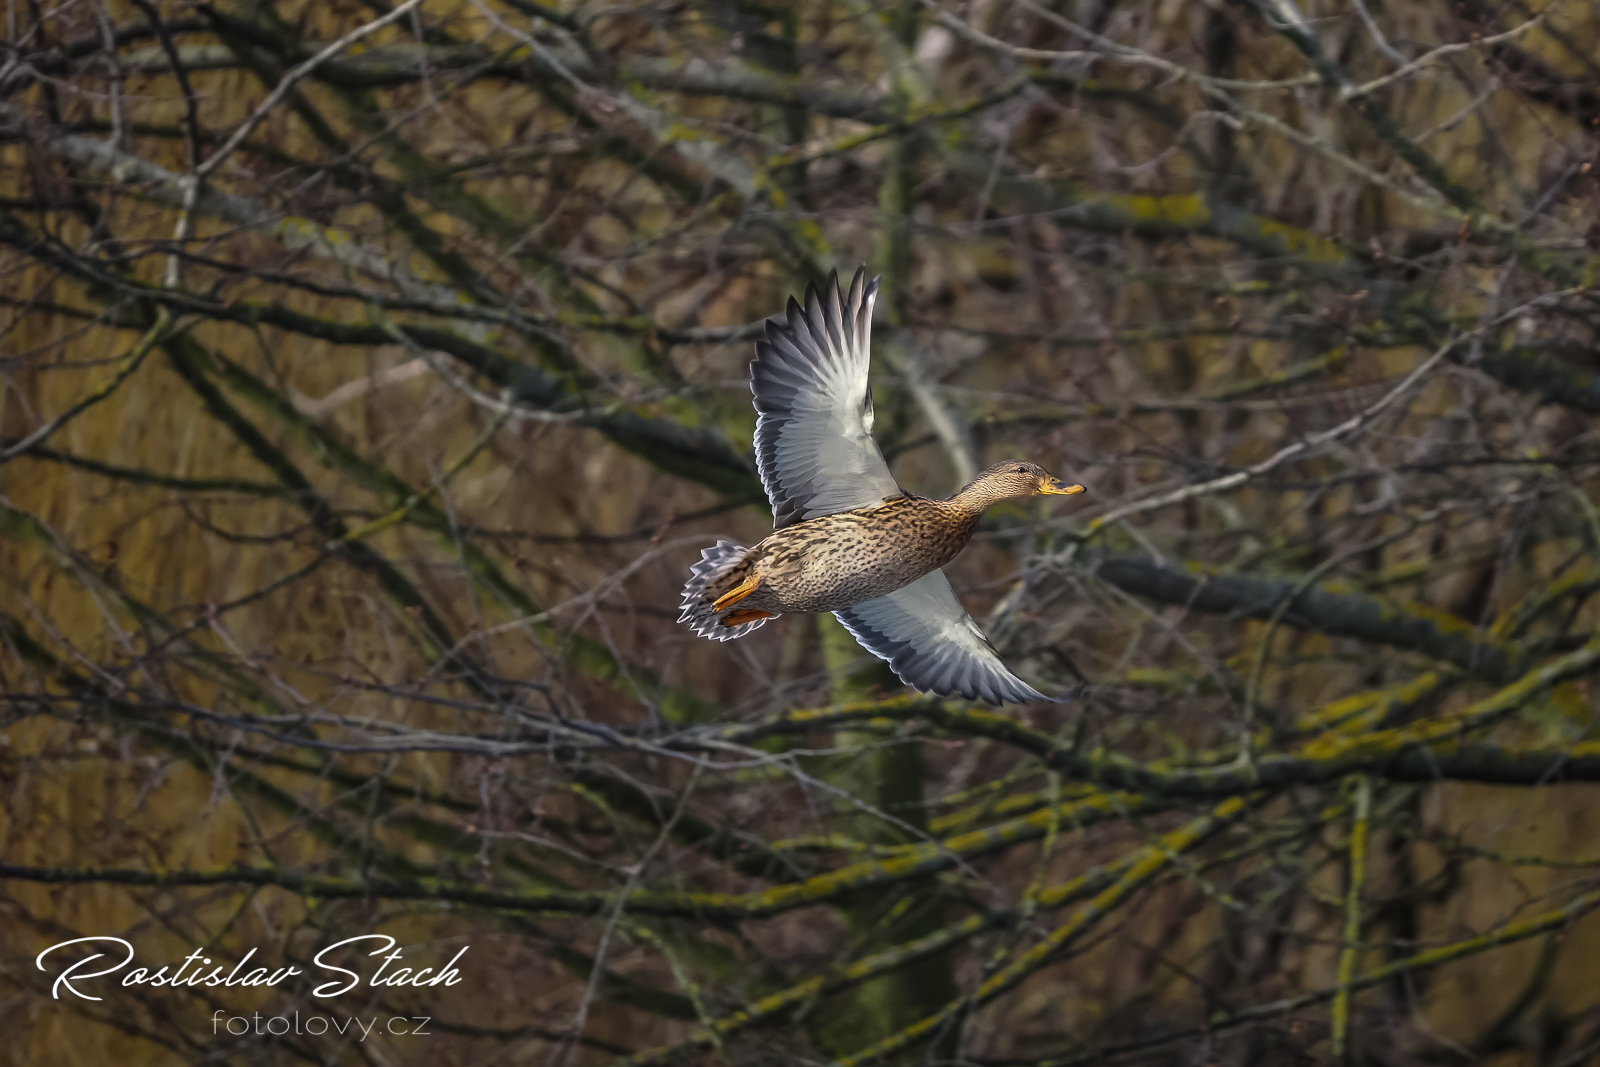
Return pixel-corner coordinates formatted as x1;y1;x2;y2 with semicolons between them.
957;461;1084;508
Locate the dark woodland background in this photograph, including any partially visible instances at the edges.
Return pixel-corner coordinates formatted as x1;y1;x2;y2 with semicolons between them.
5;0;1600;1063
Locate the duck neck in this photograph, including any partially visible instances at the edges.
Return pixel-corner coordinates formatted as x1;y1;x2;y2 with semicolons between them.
947;477;1007;519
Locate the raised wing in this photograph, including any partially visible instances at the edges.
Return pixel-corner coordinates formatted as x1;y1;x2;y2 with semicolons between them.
833;570;1058;706
751;268;903;529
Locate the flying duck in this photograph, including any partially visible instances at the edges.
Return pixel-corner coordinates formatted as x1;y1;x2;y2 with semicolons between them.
678;269;1083;704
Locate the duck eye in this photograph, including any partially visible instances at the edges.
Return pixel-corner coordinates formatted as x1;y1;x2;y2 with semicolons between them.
1014;466;1027;474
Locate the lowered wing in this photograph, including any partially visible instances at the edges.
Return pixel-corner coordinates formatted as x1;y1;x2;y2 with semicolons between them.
833;570;1059;706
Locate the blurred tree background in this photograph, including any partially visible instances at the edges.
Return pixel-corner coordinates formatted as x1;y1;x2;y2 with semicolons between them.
5;0;1600;1062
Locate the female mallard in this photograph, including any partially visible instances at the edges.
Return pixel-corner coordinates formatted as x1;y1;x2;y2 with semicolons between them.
679;269;1083;705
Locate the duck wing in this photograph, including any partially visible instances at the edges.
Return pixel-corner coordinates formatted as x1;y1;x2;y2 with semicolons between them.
751;268;903;530
832;570;1058;706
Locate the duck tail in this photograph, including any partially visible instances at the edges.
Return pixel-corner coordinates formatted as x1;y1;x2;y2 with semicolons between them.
679;540;773;642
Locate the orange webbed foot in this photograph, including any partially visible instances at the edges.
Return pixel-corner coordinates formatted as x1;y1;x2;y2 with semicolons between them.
719;608;775;626
711;572;761;612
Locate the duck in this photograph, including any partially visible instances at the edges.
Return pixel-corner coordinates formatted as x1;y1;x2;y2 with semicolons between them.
678;268;1084;705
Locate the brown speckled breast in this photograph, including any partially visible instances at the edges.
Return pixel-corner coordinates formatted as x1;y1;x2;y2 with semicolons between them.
722;495;979;615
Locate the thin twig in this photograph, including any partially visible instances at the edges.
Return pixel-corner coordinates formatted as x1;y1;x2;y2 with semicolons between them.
195;0;428;181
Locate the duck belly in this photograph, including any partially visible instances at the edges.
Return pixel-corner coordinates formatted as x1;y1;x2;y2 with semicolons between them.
752;504;972;614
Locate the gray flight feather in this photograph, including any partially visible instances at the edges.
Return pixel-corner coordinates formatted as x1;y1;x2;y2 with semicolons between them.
833;570;1061;705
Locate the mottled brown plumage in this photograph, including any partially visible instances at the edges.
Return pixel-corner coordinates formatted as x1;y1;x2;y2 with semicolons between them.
677;268;1085;704
696;463;1076;617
